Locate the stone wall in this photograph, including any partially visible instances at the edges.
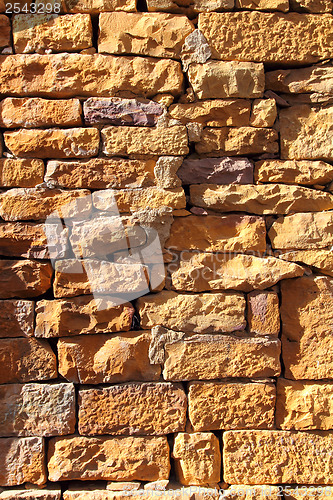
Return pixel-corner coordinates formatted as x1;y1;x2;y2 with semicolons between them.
0;1;333;498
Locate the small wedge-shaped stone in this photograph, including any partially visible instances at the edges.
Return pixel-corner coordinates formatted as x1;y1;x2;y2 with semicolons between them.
188;61;264;99
223;430;333;484
278;249;333;277
78;382;187;435
247;291;280;336
0;158;44;188
266;64;333;94
98;12;194;59
177;158;253;185
0;338;57;384
0;486;61;499
0;299;34;338
0;260;52;299
0;383;75;437
4;128;99;158
169;100;251;127
170;253;304;292
166;215;265;253
199;12;333;64
35;296;134;338
255;159;333;185
0;54;183;97
163;334;281;380
48;435;170;481
0;437;46;486
137;290;246;333
58;332;161;384
190;184;333;214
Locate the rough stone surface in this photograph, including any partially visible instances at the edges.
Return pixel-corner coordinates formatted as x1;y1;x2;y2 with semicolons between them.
0;487;61;500
247;291;280;336
0;260;52;299
290;0;332;11
177;158;253;185
266;64;333;94
48;436;170;481
235;0;288;9
0;299;34;338
223;430;333;484
180;29;211;71
0;383;75;437
78;382;187;435
169;100;251;127
0;15;10;50
147;0;234;15
255;159;333;185
60;0;136;12
188;381;276;431
0;158;44;187
250;99;277;128
0;437;46;486
278;249;333;276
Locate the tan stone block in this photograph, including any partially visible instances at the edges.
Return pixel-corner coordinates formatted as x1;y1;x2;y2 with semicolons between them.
290;0;332;10
0;383;75;437
0;486;61;499
0;337;57;384
147;0;234;15
0;188;92;221
78;382;187;435
0;260;52;299
195;127;278;156
0;98;82;128
0;54;183;97
4;128;99;158
280;105;333;161
190;183;333;214
0;437;46;486
0;159;44;187
0;299;34;338
48;435;170;481
163;335;281;380
57;332;161;384
137;290;246;333
169;100;251;127
166;215;266;253
223;430;333;484
255;159;333;185
0;15;10;49
250;99;277;128
281;275;333;379
99;12;193;59
278;249;333;277
235;0;288;10
173;433;221;486
198;12;333;64
247;291;280;336
61;0;136;12
188;381;276;431
188;61;264;99
266;64;333;94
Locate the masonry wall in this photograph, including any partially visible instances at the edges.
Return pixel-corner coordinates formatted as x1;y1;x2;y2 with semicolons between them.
0;1;333;498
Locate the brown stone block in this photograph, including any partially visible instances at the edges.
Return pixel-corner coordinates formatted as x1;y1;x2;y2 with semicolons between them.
0;260;52;299
0;437;46;486
0;299;34;338
0;159;44;188
247;291;280;336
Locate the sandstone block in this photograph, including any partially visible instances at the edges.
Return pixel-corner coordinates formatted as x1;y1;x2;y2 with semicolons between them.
223;430;333;484
247;291;280;336
278;249;333;276
147;0;234;15
4;128;99;158
266;64;333;94
0;158;44;187
48;435;170;481
98;12;194;59
78;382;187;435
0;15;10;49
235;0;288;9
188;381;275;431
0;260;52;299
169;100;251;127
250;99;277;128
173;433;221;486
190;183;333;214
61;0;136;12
137;290;246;333
195;127;278;156
0;54;183;97
0;299;34;337
177;158;253;185
188;61;264;99
0;98;82;128
290;0;332;11
255;159;333;185
0;437;46;486
0;337;57;384
280;105;333;161
0;383;75;437
163;335;281;380
101;126;188;156
0;486;61;499
58;332;161;384
198;12;333;64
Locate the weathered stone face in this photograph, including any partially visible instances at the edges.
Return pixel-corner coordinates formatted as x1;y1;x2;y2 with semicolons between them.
236;0;288;10
255;159;333;185
0;486;61;500
177;158;253;185
0;299;34;337
0;260;53;298
0;15;10;50
61;0;136;12
0;158;44;188
146;0;234;15
169;100;251;127
265;64;333;94
278;249;333;277
0;437;46;486
247;291;280;336
250;99;277;127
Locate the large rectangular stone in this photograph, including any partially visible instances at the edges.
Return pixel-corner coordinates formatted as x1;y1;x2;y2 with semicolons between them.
198;12;333;64
78;382;187;435
60;0;136;12
255;159;333;186
0;299;34;338
0;437;46;486
0;158;44;187
147;0;234;15
0;383;75;437
169;100;251;127
0;486;61;499
0;260;53;298
48;435;170;481
223;430;333;484
0;54;183;97
177;157;253;185
265;64;333;95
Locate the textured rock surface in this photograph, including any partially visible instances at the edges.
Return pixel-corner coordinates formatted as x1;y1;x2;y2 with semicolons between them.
169;100;251;127
0;487;61;500
266;64;333;94
250;99;277;127
278;249;333;276
247;291;280;336
78;382;187;435
0;15;10;49
0;158;44;188
146;0;234;15
61;0;136;12
0;260;53;298
0;299;34;337
188;381;276;431
0;437;46;486
177;158;253;185
255;159;333;185
236;0;288;10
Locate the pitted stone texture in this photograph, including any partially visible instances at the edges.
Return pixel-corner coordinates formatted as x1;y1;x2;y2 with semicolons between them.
48;435;170;481
180;29;211;71
60;0;136;12
266;64;333;94
58;332;161;384
0;486;61;499
0;337;57;384
0;15;10;49
0;98;82;128
247;291;280;336
199;12;333;65
98;12;194;59
190;184;333;214
169;100;251;127
0;383;75;437
147;0;234;15
0;159;44;188
173;433;221;486
177;158;253;185
137;290;246;333
0;54;183;97
236;0;288;9
278;249;333;277
188;381;276;431
0;300;34;338
255;159;333;185
223;430;333;484
188;61;264;99
0;437;46;486
250;99;277;128
78;382;187;435
0;260;52;299
35;296;134;338
290;0;332;11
